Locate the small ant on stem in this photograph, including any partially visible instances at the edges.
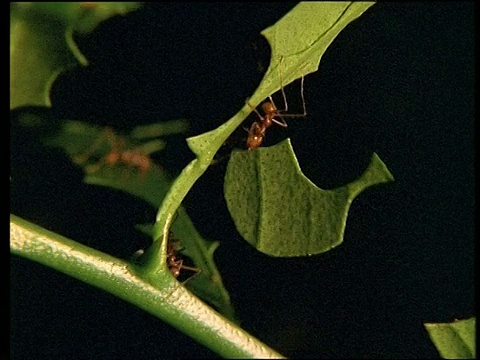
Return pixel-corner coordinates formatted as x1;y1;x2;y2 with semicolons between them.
246;58;307;150
167;233;200;282
130;233;200;283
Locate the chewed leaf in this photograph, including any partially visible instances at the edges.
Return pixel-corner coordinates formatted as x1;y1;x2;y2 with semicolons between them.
424;317;476;359
156;2;375;237
250;2;375;108
221;3;382;258
44;119;235;320
10;2;140;109
224;139;394;257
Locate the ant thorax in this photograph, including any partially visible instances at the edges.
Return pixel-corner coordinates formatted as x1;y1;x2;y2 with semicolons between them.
245;74;306;150
167;235;200;282
244;57;307;150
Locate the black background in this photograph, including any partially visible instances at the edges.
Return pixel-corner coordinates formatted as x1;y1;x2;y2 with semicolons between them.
11;3;474;359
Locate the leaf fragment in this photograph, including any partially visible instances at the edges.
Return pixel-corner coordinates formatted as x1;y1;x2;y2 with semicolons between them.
224;139;394;257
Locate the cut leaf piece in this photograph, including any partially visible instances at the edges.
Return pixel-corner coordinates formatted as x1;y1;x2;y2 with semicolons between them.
224;139;394;257
425;317;476;359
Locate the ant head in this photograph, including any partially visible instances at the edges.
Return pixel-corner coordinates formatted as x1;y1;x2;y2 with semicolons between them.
262;101;276;114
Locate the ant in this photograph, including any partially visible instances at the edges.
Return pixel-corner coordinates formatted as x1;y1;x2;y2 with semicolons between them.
74;127;158;176
246;60;307;150
129;233;200;283
167;233;200;281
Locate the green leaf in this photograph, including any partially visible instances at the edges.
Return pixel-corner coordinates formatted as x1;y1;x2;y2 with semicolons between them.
44;119;236;320
224;139;394;257
10;2;140;109
220;2;384;257
153;1;375;259
257;2;376;106
424;317;476;359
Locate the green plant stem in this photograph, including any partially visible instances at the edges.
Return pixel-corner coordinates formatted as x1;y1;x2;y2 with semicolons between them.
152;105;253;257
10;214;285;359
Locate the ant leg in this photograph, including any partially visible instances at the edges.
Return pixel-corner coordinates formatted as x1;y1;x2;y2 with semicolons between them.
276;76;307;119
245;98;264;121
278;56;289;112
266;95;287;128
180;266;201;285
299;75;307;116
270;116;288;128
268;95;278;112
170;258;201;284
180;264;201;273
277;57;306;116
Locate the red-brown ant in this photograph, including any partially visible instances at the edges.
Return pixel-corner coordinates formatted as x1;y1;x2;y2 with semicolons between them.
246;61;307;150
129;231;200;282
74;127;158;176
167;233;200;281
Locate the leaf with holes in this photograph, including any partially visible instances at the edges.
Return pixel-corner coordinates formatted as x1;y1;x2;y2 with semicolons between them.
154;1;376;247
44;119;236;320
